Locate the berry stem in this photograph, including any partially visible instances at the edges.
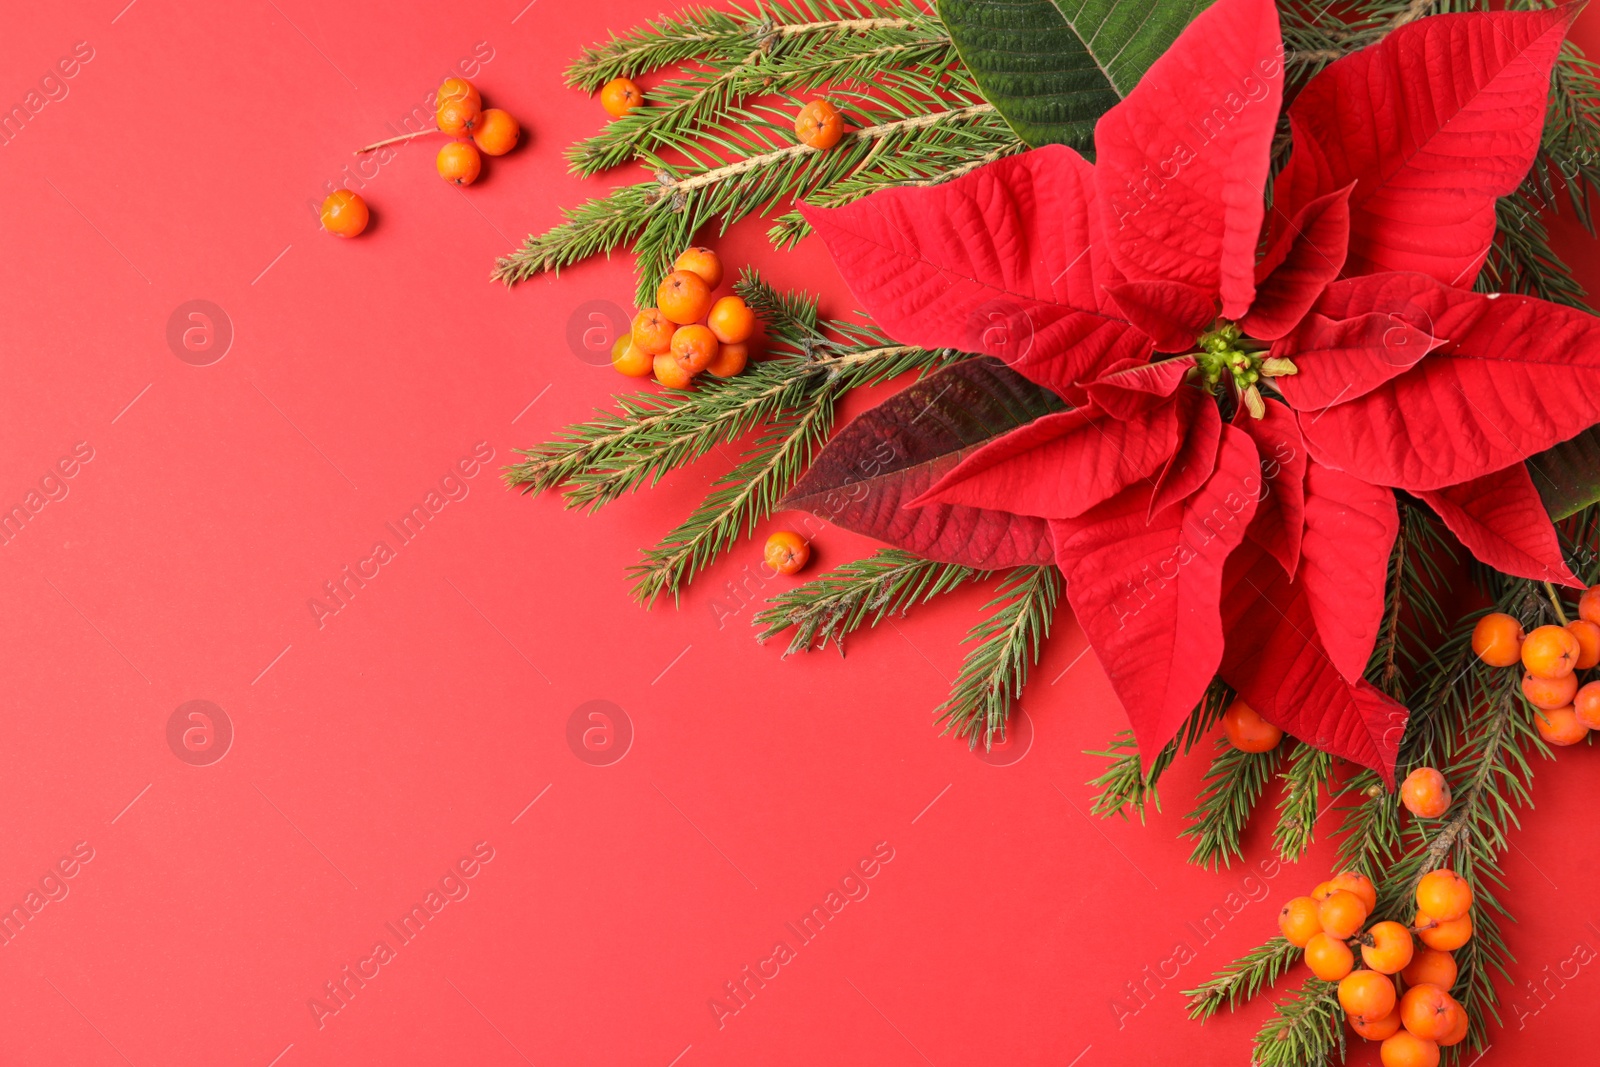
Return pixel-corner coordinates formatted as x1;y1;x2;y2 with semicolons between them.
1542;580;1570;624
355;128;441;155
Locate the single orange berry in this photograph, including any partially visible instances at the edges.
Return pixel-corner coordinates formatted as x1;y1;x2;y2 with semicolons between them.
670;324;718;376
631;309;676;355
1533;703;1589;746
1471;612;1525;667
706;341;749;378
1413;909;1472;951
1567;619;1600;669
436;141;482;185
1401;948;1457;992
652;352;693;390
438;77;481;111
1523;669;1579;710
673;246;723;289
1574;681;1600;729
1350;1008;1402;1041
1305;932;1355;981
1278;896;1323;947
1399;767;1451;819
764;530;810;576
1318;890;1368;939
436;78;482;136
656;270;714;325
1328;871;1378;914
1398;984;1457;1041
1360;921;1415;975
1339;970;1397;1020
707;295;756;344
1438;1006;1469;1047
1379;1029;1439;1067
1522;623;1580;679
1311;880;1337;902
1415;870;1471;922
1221;698;1282;753
611;336;653;378
795;99;844;149
472;108;520;156
600;77;642;117
320;189;369;237
1580;585;1600;625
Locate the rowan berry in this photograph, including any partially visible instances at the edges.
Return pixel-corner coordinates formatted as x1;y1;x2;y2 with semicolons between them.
600;77;642;117
1379;1030;1439;1067
1319;890;1368;939
1574;681;1600;729
436;141;482;185
795;99;844;149
1278;896;1322;947
1580;585;1600;625
1329;871;1377;914
1339;970;1396;1020
764;530;810;576
1400;767;1450;818
673;246;723;289
611;336;652;378
1311;880;1337;901
1398;984;1458;1042
1523;669;1579;710
652;352;693;390
707;295;755;344
1567;619;1600;669
631;308;676;355
436;77;482;135
1533;703;1589;746
706;341;749;378
1401;948;1457;991
1221;698;1282;753
1415;870;1471;922
1413;910;1472;951
656;270;713;325
1522;623;1580;678
1438;1006;1469;1047
1471;612;1524;667
1360;921;1415;975
1349;1008;1402;1041
1305;933;1355;981
670;324;718;376
320;189;369;237
472;108;520;156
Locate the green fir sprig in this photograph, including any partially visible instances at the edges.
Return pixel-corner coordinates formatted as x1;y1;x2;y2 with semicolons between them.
935;564;1060;749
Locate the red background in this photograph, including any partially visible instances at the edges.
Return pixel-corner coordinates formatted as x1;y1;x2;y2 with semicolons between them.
1;2;1598;1064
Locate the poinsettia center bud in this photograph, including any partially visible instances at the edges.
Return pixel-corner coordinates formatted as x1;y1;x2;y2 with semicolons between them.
1192;322;1296;420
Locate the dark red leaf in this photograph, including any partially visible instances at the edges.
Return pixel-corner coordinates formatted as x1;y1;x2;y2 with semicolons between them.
1298;460;1399;682
1107;280;1217;352
1419;463;1582;588
1051;424;1261;756
1234;399;1307;575
1272;6;1575;285
1240;184;1352;340
1220;544;1407;785
801;146;1152;394
1149;390;1221;517
783;359;1061;567
1094;0;1284;318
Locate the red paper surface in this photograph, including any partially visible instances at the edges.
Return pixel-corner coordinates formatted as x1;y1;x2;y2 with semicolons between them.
1;2;1597;1064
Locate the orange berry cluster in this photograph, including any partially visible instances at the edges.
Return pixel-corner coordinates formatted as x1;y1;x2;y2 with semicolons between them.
320;77;521;238
1471;585;1600;745
616;247;757;389
596;77;845;152
1277;869;1474;1066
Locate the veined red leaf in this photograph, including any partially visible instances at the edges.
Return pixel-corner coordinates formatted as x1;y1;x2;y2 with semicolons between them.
1298;460;1399;682
1273;311;1442;410
1094;0;1283;318
1419;463;1582;588
915;395;1181;518
1220;545;1407;785
800;147;1151;394
1240;184;1352;340
1107;280;1217;352
1082;356;1195;418
1272;6;1575;285
1051;424;1261;756
1295;281;1600;490
1234;399;1307;575
783;359;1062;567
1149;390;1221;517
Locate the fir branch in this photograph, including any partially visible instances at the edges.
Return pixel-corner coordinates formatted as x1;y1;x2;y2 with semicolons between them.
1272;742;1332;864
752;549;977;654
1250;978;1345;1067
1184;937;1300;1021
1331;770;1398;882
935;566;1061;749
1180;738;1283;870
1086;680;1231;822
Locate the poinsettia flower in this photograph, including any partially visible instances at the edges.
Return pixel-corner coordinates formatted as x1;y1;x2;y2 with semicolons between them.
790;0;1591;782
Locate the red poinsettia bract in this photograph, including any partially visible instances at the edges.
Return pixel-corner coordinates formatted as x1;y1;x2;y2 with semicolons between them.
793;0;1593;783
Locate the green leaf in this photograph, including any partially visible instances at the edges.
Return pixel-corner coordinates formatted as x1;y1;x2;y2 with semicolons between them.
1529;424;1600;520
937;0;1212;149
